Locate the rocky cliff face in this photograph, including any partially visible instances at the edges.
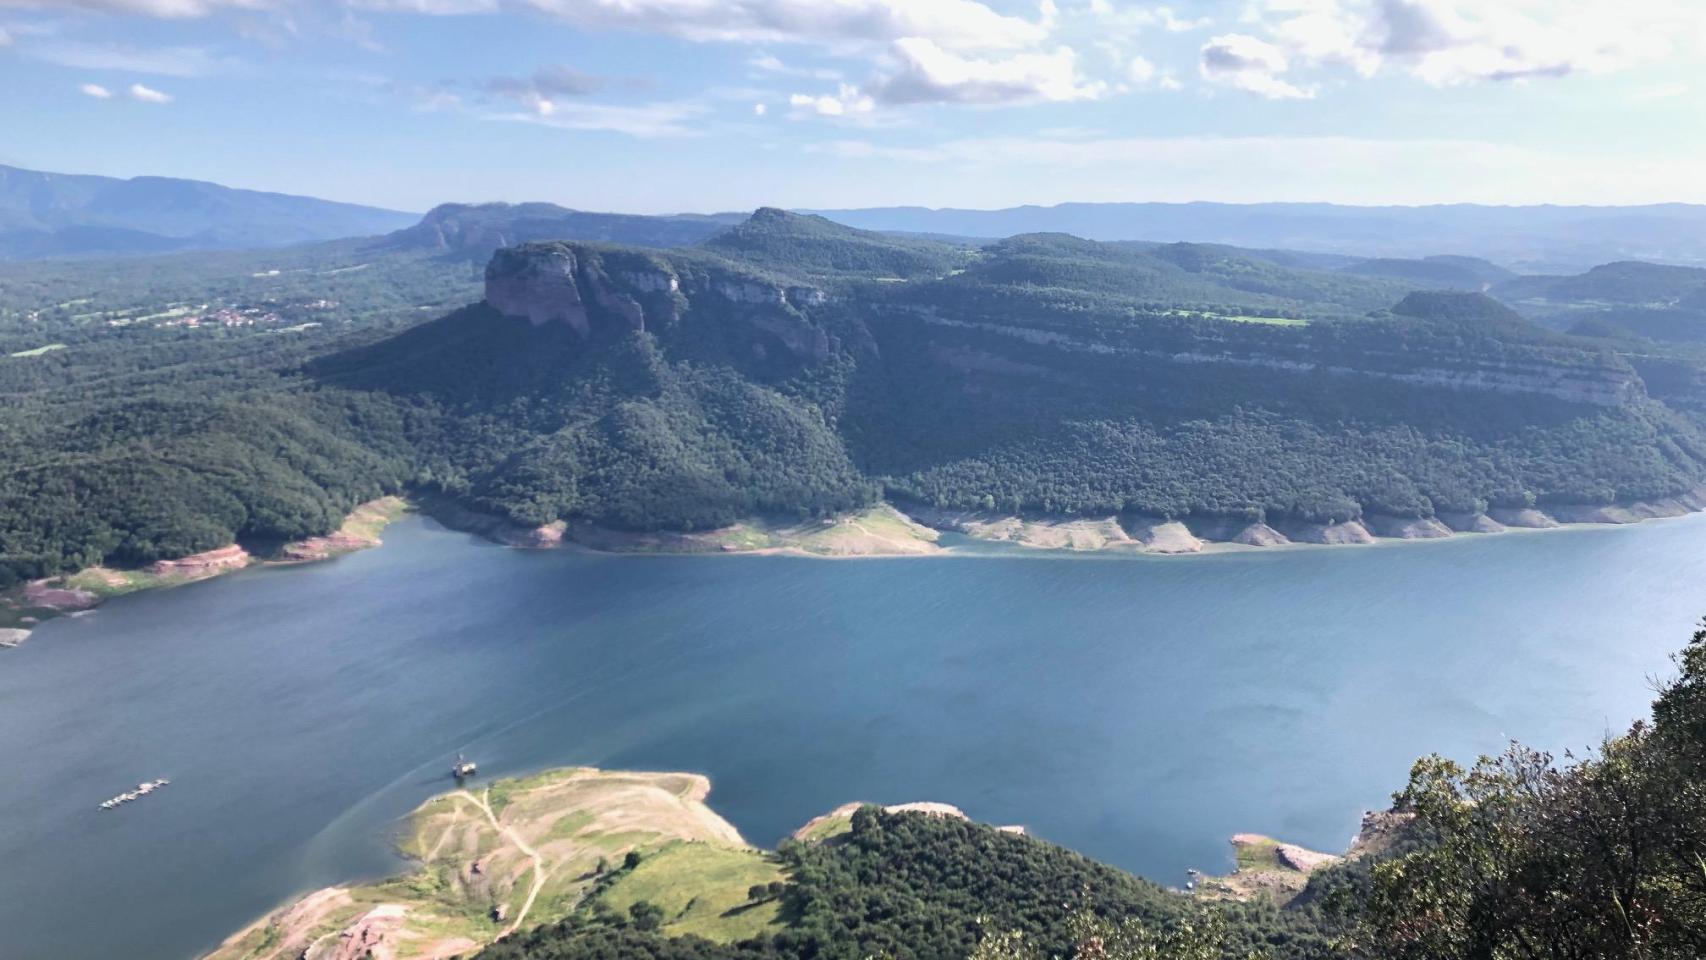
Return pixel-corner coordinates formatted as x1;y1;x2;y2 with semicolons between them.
485;242;834;360
485;243;672;336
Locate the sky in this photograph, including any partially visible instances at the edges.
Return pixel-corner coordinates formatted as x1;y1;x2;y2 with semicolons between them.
1;0;1703;214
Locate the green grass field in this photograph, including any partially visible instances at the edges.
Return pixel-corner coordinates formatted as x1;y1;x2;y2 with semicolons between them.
792;810;857;843
1232;835;1286;873
595;841;785;943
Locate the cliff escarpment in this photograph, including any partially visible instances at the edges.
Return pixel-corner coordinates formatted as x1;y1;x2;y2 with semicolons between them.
484;241;836;362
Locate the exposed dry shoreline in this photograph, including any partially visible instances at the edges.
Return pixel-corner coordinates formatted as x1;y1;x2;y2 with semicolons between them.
1191;810;1416;905
0;497;409;648
427;487;1706;561
7;488;1703;649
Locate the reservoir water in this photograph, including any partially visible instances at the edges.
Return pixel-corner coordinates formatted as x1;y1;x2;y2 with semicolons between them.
4;513;1706;959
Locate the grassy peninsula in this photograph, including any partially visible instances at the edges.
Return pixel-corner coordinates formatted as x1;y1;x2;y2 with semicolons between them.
206;768;785;960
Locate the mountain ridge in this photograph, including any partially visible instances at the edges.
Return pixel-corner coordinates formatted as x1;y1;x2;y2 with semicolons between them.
803;201;1706;272
0;163;417;260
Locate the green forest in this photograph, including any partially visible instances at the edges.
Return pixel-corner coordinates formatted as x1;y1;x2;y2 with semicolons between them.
6;209;1706;585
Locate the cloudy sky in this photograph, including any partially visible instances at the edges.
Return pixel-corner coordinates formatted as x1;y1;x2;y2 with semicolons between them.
1;0;1702;213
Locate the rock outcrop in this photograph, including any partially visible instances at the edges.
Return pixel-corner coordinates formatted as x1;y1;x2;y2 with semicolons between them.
150;544;251;577
1363;515;1453;539
1488;506;1560;528
1437;512;1507;533
1233;522;1290;546
486;244;661;335
1125;518;1204;554
23;580;98;610
1283;519;1376;545
485;241;835;361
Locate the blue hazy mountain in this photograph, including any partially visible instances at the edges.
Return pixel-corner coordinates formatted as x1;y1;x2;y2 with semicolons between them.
806;201;1706;273
0;164;417;260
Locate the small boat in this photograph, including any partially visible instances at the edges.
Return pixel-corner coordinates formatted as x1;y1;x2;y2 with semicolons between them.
98;778;170;811
451;753;477;779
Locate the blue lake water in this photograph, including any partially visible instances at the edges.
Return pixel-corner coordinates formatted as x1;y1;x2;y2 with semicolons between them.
4;513;1705;959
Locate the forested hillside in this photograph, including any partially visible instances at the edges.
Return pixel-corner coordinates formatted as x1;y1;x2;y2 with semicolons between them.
8;208;1706;584
478;803;1355;960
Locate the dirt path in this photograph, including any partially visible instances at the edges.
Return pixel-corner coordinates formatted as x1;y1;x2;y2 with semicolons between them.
423;806;463;861
459;788;547;937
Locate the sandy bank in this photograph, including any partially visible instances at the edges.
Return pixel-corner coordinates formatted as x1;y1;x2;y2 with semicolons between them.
427;499;944;559
416;484;1706;564
895;487;1706;558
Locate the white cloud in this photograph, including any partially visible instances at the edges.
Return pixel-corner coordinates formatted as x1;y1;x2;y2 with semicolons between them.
128;82;172;102
355;0;1050;51
495;99;707;138
1122;54;1183;91
79;82;113;98
1155;6;1211;32
866;37;1105;105
789;83;874;116
0;0;263;15
0;27;11;46
753;102;767;115
1238;0;1705;88
1199;33;1313;99
25;40;226;76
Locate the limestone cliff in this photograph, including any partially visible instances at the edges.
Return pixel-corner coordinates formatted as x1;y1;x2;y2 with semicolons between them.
484;241;834;361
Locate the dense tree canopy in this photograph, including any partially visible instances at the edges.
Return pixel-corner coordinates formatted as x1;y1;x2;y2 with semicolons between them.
7;209;1706;586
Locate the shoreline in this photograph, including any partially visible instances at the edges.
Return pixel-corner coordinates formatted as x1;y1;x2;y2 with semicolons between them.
8;489;1705;649
204;762;1402;958
0;496;410;647
426;488;1706;562
202;767;764;960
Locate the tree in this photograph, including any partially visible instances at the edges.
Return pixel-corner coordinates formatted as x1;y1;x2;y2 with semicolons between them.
628;901;664;933
970;909;1259;960
1357;621;1706;960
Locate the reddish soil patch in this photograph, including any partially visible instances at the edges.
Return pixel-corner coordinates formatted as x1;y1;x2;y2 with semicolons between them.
150;544;252;577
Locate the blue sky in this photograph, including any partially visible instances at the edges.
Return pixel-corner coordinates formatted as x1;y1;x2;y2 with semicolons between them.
1;0;1702;214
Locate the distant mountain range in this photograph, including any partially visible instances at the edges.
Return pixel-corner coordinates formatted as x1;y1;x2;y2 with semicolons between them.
0;164;417;260
385;202;744;259
805;202;1706;273
9;161;1706;274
